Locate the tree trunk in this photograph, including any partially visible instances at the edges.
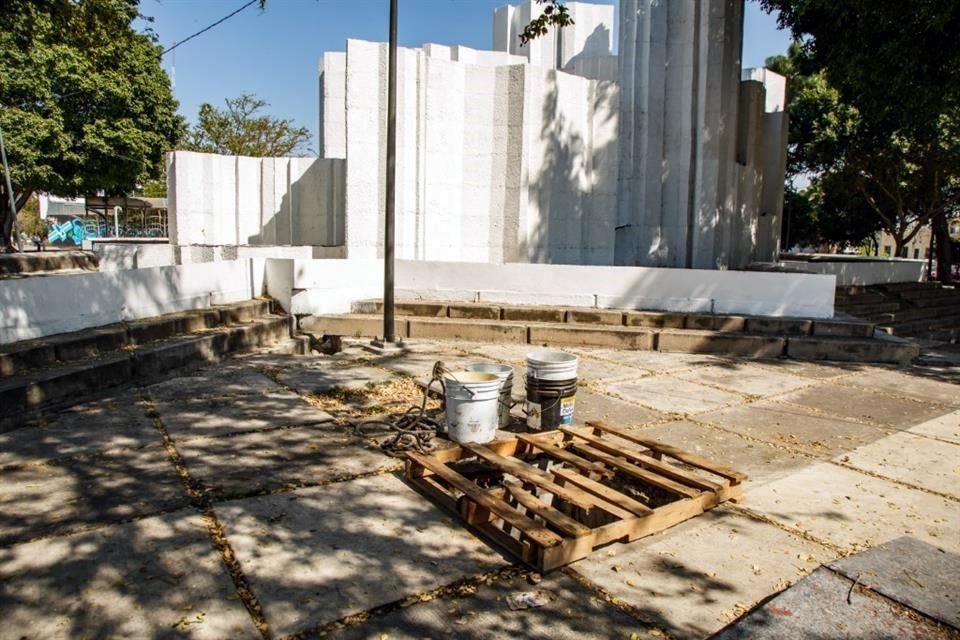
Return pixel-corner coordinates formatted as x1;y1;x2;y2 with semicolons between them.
931;210;953;285
893;232;905;259
0;188;31;253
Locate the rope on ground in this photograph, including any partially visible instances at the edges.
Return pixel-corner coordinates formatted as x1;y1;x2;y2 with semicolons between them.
353;361;455;456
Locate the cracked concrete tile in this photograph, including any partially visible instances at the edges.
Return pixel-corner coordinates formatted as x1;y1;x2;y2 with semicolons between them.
0;509;258;639
215;474;505;637
603;377;745;415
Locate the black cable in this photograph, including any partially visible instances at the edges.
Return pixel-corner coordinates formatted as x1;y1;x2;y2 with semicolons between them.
162;0;259;56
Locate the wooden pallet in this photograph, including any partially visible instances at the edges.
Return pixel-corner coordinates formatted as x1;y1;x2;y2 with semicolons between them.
405;419;747;573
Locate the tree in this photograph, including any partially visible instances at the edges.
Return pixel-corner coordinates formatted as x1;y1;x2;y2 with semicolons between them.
15;195;45;239
761;0;960;279
0;0;183;252
519;1;575;46
185;94;312;157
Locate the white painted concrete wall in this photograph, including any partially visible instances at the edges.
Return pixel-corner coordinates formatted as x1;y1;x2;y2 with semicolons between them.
615;0;787;270
168;151;346;248
779;258;926;286
396;260;836;318
0;259;260;343
86;241;176;271
324;39;619;264
265;258;384;315
263;258;836;319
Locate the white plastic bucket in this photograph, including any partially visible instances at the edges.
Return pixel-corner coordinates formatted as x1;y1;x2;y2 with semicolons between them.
444;372;502;444
526;349;579;381
463;363;515;428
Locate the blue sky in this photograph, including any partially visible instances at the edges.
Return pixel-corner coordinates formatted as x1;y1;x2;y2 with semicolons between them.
139;0;791;153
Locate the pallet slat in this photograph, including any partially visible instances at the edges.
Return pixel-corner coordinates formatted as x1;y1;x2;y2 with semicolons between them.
567;441;702;499
551;467;653;518
407;451;562;548
516;433;613;478
587;420;747;483
503;480;594;538
560;427;723;492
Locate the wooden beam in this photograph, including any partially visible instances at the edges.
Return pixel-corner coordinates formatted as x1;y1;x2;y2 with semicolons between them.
406;451;562;548
516;433;612;477
568;441;702;499
561;427;722;492
586;420;747;483
551;467;652;518
503;480;593;538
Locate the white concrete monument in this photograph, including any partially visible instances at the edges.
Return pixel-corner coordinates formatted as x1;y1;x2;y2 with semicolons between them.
169;0;787;271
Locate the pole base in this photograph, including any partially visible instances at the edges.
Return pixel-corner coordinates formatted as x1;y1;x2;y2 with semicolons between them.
365;338;409;356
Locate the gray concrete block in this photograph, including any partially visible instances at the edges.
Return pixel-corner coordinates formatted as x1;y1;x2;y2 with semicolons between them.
528;325;654;350
226;316;290;351
501;306;565;323
43;324;128;363
565;308;624;325
0;510;259;639
0;352;134;416
218;299;271;325
446;303;501;320
130;334;229;379
0;340;57;377
836;430;960;498
215;474;505;637
300;315;406;339
744;317;812;336
658;330;785;358
624;311;685;329
685;314;747;332
125;316;183;346
408;318;527;343
812;320;874;338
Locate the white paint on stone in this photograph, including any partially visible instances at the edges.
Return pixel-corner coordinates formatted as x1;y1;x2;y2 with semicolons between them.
0;259;260;343
778;257;925;286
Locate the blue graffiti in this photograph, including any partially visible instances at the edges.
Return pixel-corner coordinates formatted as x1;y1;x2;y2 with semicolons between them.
48;218;95;245
47;217;166;246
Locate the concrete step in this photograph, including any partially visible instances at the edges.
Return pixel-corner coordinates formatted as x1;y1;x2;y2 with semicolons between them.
0;299;273;377
349;299;873;338
302;313;918;365
0;314;290;425
0;251;100;277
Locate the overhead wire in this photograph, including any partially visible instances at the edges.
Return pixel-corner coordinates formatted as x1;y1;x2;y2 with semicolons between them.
162;0;260;56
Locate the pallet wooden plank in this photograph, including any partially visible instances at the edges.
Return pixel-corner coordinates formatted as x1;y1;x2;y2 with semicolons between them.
586;420;747;482
502;480;594;538
406;451;562;548
551;467;653;518
516;433;612;477
568;441;702;499
560;427;722;492
461;443;600;510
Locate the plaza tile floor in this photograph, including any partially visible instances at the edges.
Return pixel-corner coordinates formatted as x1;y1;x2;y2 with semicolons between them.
0;339;957;639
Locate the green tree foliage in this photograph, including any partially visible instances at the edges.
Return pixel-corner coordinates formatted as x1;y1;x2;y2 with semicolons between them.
15;195;45;239
761;0;960;276
0;0;182;252
185;94;312;157
519;1;575;46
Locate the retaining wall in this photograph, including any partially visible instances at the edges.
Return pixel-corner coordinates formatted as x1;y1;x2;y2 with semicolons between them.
779;257;926;286
0;259;262;343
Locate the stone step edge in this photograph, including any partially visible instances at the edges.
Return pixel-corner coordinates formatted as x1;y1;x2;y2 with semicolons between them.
0;315;292;428
0;298;275;378
348;299;873;339
301;314;918;365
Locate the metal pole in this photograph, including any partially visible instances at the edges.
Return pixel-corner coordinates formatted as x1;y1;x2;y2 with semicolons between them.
382;0;398;344
0;111;22;252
